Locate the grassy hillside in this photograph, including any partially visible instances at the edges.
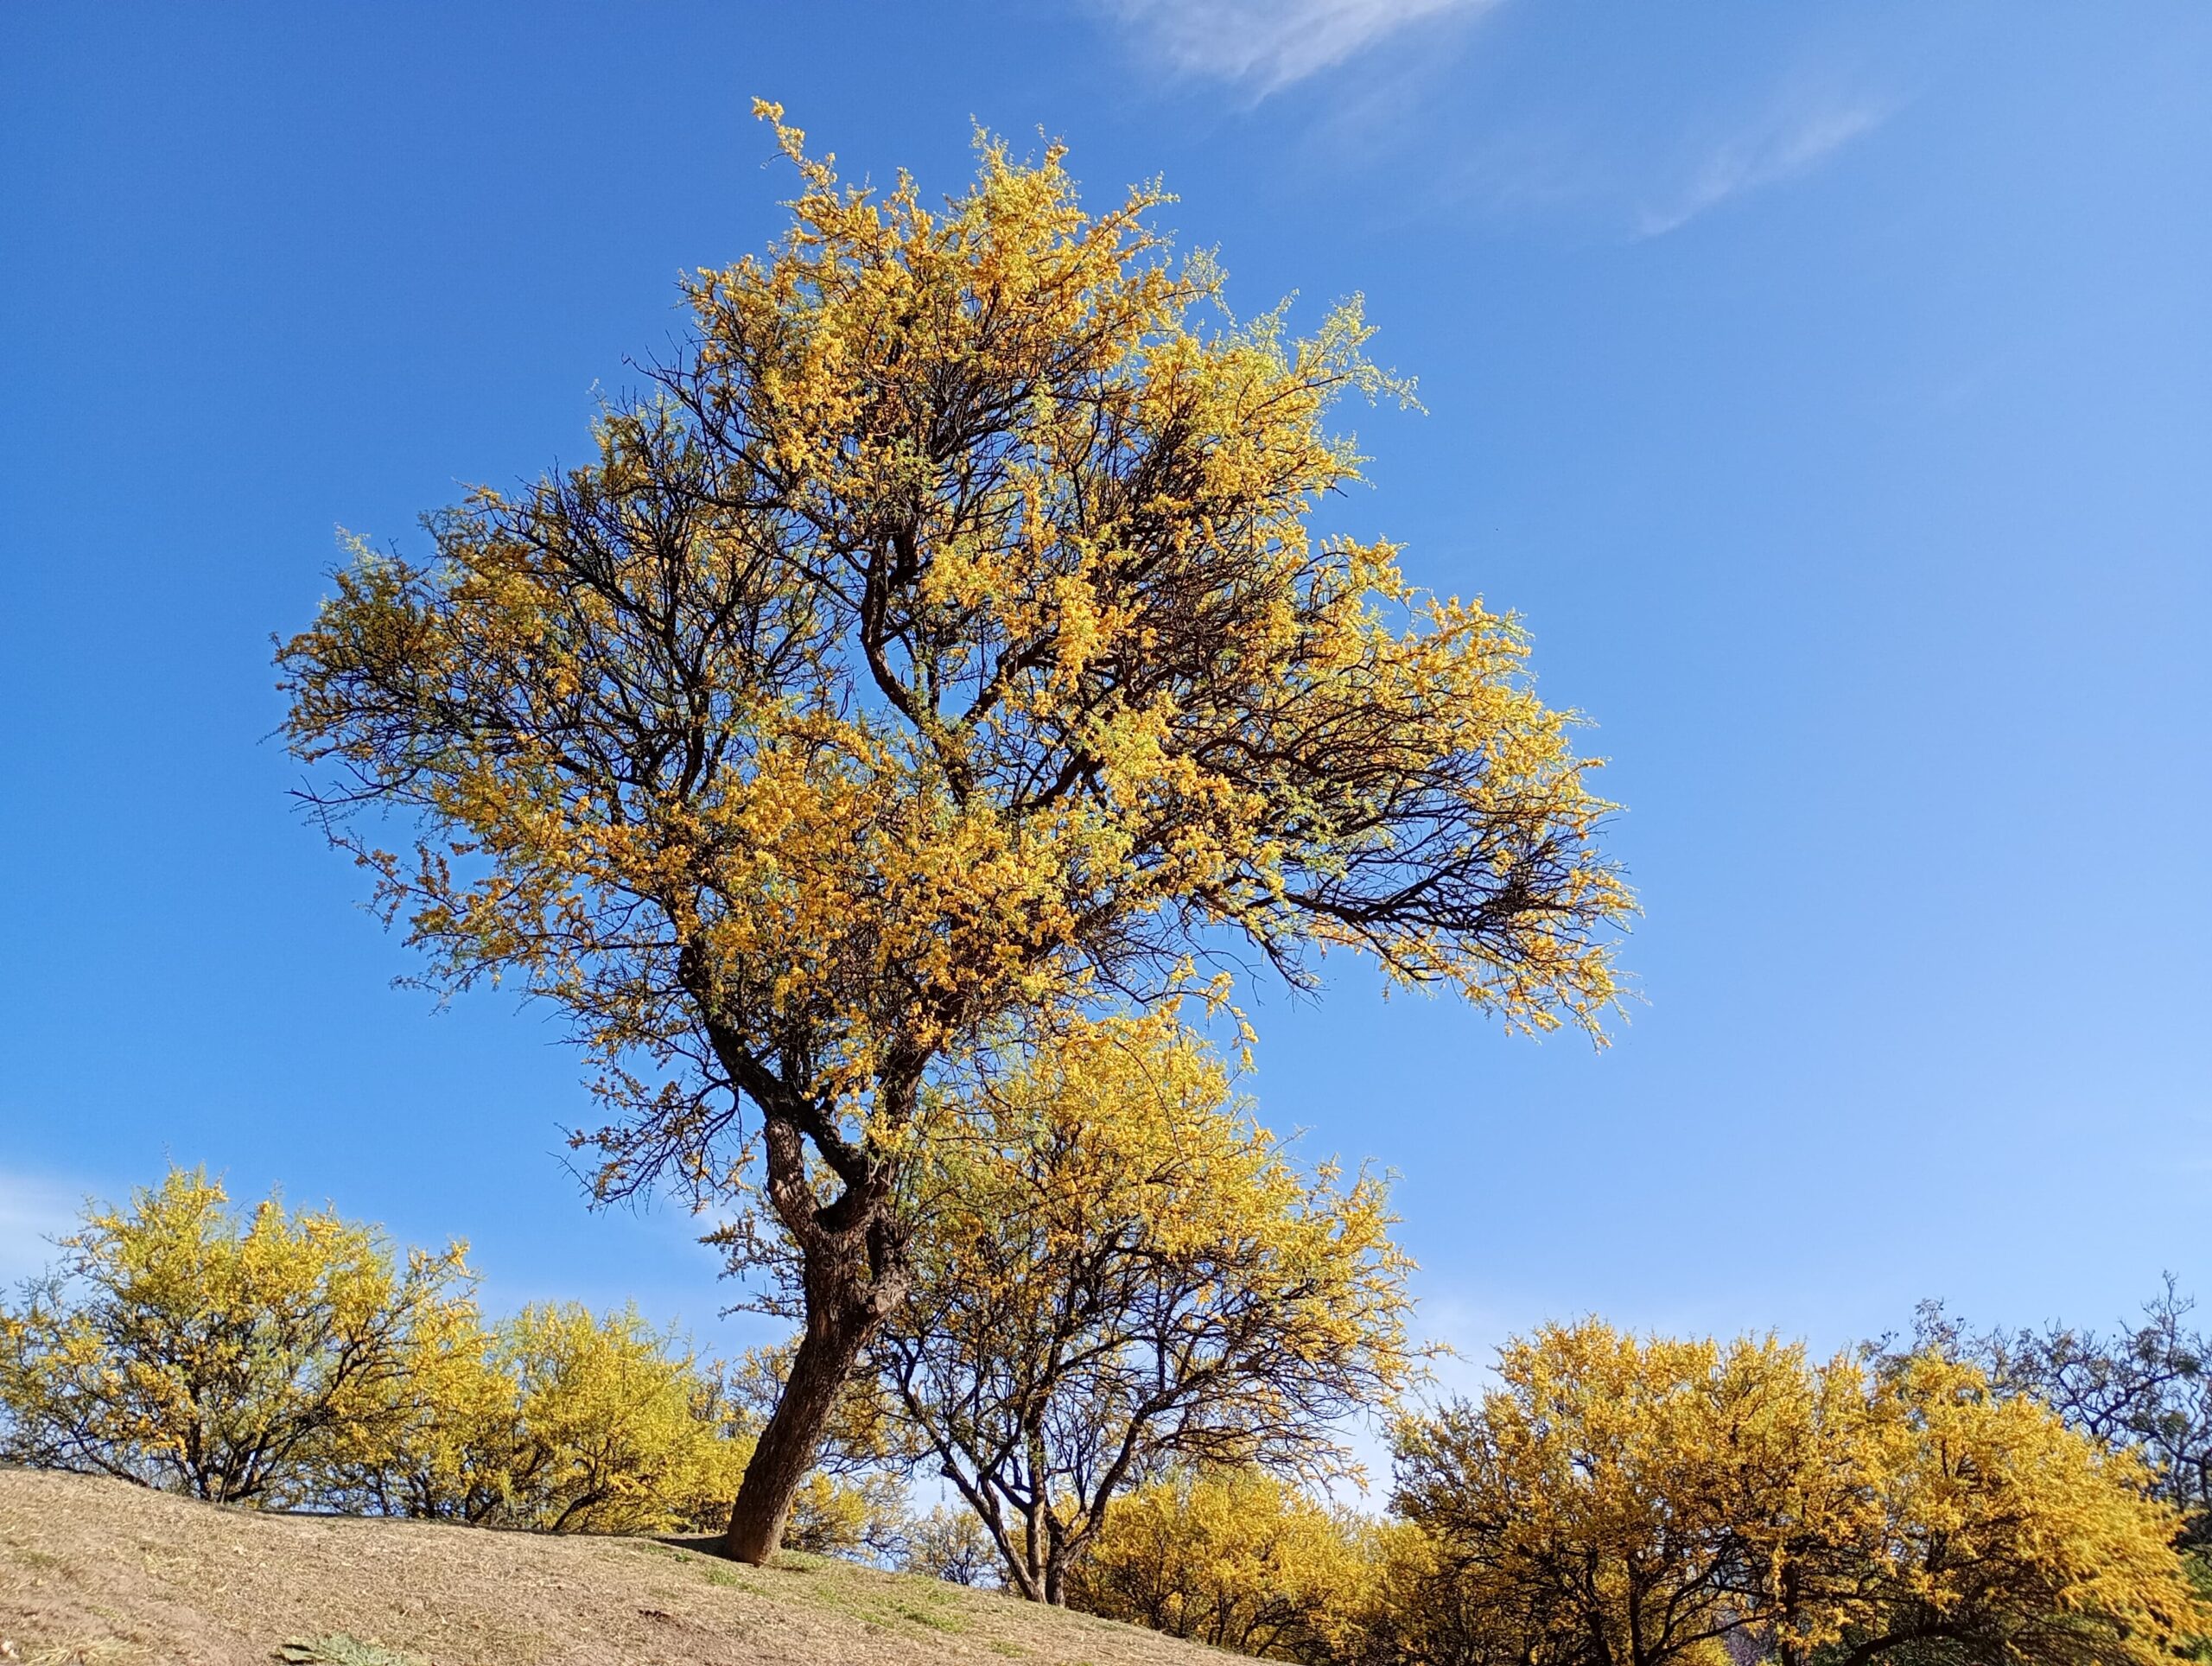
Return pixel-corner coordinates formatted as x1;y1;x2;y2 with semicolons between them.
0;1469;1214;1666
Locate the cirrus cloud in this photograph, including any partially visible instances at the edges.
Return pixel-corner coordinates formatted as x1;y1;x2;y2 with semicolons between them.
1637;92;1895;238
1100;0;1501;93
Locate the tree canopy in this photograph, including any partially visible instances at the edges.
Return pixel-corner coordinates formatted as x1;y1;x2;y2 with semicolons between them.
1902;1281;2212;1549
0;1168;882;1542
277;104;1629;1558
1066;1465;1376;1662
1387;1320;2207;1666
857;1009;1417;1601
0;1167;468;1505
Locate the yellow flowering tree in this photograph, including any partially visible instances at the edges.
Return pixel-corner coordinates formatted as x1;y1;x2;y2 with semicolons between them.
861;1011;1418;1603
276;104;1630;1561
1385;1322;2207;1666
1390;1323;1857;1666
319;1300;749;1534
484;1303;751;1535
320;1287;520;1522
1823;1350;2208;1666
0;1167;469;1504
780;1468;912;1560
1066;1466;1375;1662
1901;1282;2212;1549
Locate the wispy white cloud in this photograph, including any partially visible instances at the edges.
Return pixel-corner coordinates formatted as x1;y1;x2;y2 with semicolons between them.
0;1169;83;1290
1102;0;1499;93
1637;93;1893;238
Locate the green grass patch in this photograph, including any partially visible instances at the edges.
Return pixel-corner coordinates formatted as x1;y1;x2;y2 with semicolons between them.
276;1637;427;1666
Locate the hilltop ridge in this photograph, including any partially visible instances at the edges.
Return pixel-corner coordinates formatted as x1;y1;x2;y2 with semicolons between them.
0;1469;1211;1666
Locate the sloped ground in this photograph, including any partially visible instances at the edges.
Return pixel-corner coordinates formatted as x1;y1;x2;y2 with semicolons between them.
0;1469;1211;1666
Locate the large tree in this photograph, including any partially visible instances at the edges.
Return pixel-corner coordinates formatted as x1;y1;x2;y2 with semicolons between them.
277;104;1630;1561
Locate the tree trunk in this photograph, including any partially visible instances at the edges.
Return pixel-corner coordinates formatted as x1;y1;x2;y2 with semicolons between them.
723;1289;876;1561
721;1109;911;1564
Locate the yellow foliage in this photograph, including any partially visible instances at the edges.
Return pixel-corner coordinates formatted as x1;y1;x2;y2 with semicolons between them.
1391;1322;1845;1666
0;1167;469;1504
1067;1466;1373;1663
484;1303;748;1535
1838;1349;2209;1666
782;1468;910;1559
871;1010;1419;1603
276;103;1630;1550
324;1289;521;1522
1385;1320;2209;1666
0;1171;899;1548
350;1306;893;1543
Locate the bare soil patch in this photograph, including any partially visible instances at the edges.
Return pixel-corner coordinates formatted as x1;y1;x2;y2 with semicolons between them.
0;1469;1213;1666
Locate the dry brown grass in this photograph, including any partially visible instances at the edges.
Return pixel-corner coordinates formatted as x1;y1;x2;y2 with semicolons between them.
0;1469;1219;1666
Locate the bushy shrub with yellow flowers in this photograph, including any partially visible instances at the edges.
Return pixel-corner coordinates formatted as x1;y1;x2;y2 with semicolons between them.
0;1167;882;1542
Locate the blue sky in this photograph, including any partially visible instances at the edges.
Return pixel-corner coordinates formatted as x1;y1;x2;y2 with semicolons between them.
2;3;2206;1383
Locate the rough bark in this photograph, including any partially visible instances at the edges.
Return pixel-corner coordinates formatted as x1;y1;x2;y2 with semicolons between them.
722;1288;877;1561
721;1106;912;1564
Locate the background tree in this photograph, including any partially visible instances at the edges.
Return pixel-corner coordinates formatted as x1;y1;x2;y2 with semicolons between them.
1385;1322;2207;1666
778;1468;912;1560
1342;1518;1510;1666
0;1169;904;1548
1389;1322;1858;1666
0;1167;470;1505
276;102;1630;1561
902;1504;1000;1586
855;1010;1417;1602
1900;1281;2211;1548
1065;1465;1373;1663
481;1303;749;1535
318;1286;519;1523
1819;1349;2205;1666
324;1300;756;1535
